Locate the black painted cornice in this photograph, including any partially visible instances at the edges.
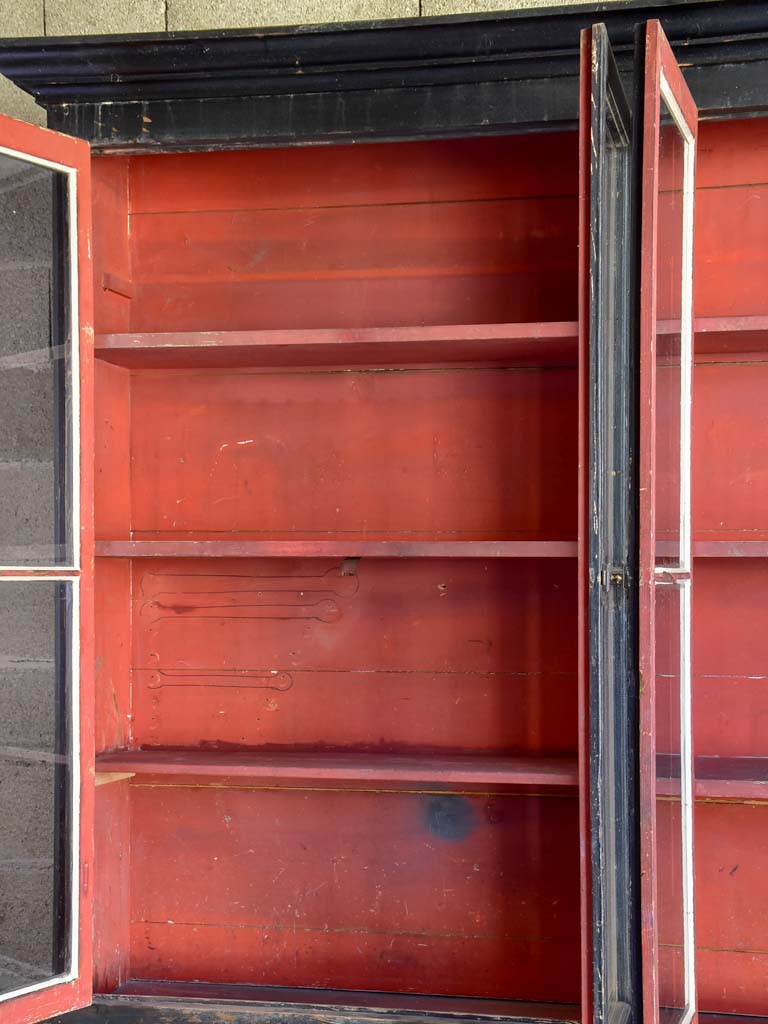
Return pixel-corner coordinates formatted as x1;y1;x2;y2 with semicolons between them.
0;0;765;150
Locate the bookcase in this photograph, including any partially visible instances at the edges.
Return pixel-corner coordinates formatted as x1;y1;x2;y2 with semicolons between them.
0;5;767;1024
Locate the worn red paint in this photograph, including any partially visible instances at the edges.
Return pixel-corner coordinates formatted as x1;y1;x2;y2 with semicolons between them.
88;130;584;1008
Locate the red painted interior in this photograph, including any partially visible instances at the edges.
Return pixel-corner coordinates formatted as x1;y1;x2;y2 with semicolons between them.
126;134;580;333
125;366;577;542
128;787;580;1002
125;556;577;757
90;132;584;1009
88;117;768;1017
682;117;768;1016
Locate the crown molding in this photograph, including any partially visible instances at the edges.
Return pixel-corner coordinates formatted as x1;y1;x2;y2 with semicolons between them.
0;0;765;150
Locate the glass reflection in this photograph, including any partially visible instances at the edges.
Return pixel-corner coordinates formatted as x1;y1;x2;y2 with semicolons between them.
654;99;685;568
0;581;72;996
0;153;73;566
655;583;686;1022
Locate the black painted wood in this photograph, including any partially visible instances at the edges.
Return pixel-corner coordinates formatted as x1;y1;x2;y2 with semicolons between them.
0;1;765;150
586;24;641;1024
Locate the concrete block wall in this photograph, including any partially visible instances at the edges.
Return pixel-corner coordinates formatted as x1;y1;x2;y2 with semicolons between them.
0;0;627;121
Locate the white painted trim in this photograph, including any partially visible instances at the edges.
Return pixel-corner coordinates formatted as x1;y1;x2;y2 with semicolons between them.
679;578;696;1024
656;71;696;1024
0;577;80;1004
0;145;78;176
659;72;694;577
0;972;77;1005
0;141;84;1006
653;575;695;1024
68;164;81;574
0;568;80;575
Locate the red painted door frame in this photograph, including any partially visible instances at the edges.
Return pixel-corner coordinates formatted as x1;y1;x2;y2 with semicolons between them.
638;20;699;1024
0;114;94;1024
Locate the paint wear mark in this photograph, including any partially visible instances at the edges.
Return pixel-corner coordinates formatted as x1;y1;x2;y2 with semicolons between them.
146;670;294;692
140;564;360;598
140;595;342;624
423;795;475;841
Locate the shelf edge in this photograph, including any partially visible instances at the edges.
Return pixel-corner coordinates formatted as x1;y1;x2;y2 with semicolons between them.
95;752;580;789
94;540;579;559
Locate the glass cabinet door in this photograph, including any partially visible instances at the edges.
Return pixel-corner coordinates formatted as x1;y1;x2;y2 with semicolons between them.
580;22;640;1024
0;116;93;1024
585;18;698;1024
638;20;698;1024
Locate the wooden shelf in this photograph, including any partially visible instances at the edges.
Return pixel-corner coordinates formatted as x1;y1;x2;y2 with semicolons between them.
691;540;768;557
103;990;581;1024
692;315;768;356
694;756;768;801
658;314;768;356
657;539;768;558
94;539;768;559
94;316;768;371
95;750;579;790
95;539;578;559
94;321;579;369
658;756;768;802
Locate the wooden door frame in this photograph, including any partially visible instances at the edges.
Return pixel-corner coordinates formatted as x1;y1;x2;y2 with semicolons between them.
637;19;698;1024
0;114;94;1024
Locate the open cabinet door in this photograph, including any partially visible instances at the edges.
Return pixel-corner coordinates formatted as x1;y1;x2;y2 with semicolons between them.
0;116;94;1024
580;22;640;1024
583;18;698;1024
638;20;698;1024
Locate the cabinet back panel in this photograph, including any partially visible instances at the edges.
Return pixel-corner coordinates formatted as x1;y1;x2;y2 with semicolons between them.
128;366;577;541
694;803;768;1015
695;118;768;317
128;785;580;1001
695;188;768;317
132;272;577;334
132;199;575;284
129;557;576;755
129;134;579;214
127;134;578;332
691;560;768;759
692;119;768;1016
697;118;768;189
691;360;768;540
654;802;768;1016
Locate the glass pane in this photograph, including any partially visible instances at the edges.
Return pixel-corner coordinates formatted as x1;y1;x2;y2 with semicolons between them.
0;580;73;997
655;99;685;568
0;153;73;567
655;582;689;1024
